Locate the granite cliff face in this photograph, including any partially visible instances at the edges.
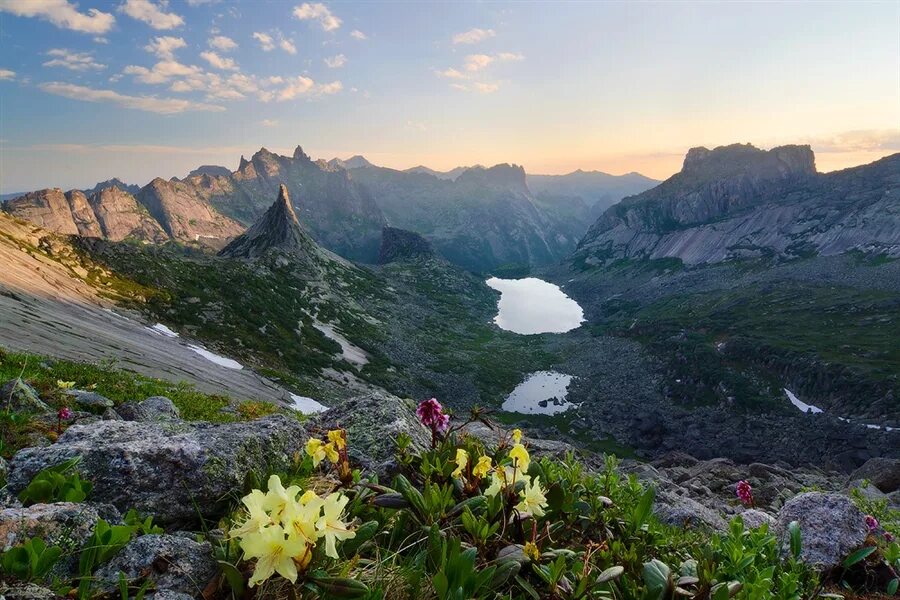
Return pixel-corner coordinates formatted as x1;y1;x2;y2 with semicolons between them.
86;186;168;242
575;144;900;265
137;178;244;246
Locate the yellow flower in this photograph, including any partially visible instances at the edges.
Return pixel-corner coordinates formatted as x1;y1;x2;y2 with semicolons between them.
230;489;272;538
327;429;346;450
451;448;468;479
56;380;75;390
508;443;530;473
282;491;323;541
263;475;300;522
316;492;356;559
472;455;492;479
306;438;326;467
324;442;340;464
523;541;540;562
511;428;522;444
515;476;548;517
239;524;309;587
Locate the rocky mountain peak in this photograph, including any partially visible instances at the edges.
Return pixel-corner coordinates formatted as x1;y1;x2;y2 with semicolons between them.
378;226;436;264
457;163;529;193
293;145;311;162
238;155;250;170
218;184;319;263
680;143;816;179
187;165;232;179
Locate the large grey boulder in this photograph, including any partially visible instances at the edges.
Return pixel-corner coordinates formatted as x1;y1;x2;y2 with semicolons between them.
0;379;49;414
310;392;429;476
775;492;869;570
653;489;728;531
94;534;218;598
65;389;115;412
849;457;900;493
116;396;181;422
739;508;776;530
6;415;308;527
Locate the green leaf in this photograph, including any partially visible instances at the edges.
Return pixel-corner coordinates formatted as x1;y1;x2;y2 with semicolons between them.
842;546;876;569
217;560;245;597
788;520;802;560
597;566;624;583
887;578;898;596
642;559;672;600
310;576;370;598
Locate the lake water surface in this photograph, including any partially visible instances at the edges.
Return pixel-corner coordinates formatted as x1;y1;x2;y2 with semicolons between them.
486;277;584;334
502;371;576;415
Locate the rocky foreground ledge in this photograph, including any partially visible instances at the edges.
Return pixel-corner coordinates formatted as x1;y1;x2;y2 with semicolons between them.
1;390;899;598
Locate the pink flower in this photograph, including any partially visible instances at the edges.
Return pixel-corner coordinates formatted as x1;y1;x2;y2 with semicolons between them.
416;398;450;446
58;406;73;420
865;515;879;530
736;480;753;506
885;532;894;542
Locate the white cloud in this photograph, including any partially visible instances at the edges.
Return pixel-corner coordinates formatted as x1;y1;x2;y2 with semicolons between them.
124;60;201;84
350;29;367;40
496;52;524;62
253;32;274;51
0;69;15;81
38;81;225;114
144;35;186;59
277;76;342;100
805;129;900;154
293;2;340;31
435;67;465;80
42;48;106;71
186;0;219;5
208;35;237;52
464;52;523;71
451;81;500;94
260;119;279;127
324;54;346;68
200;50;238;71
0;0;114;33
279;37;297;55
119;0;184;30
93;36;109;44
452;28;495;45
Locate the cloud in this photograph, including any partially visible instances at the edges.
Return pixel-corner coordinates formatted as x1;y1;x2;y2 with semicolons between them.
208;35;237;52
0;69;15;81
805;129;900;154
496;52;524;62
293;3;341;31
144;35;186;59
0;0;114;33
463;52;524;71
119;0;184;30
350;29;367;40
38;81;225;114
452;28;495;45
186;0;219;5
42;48;106;71
435;67;466;80
260;119;279;127
93;36;109;43
252;32;275;51
124;60;201;84
200;50;238;71
279;37;297;55
451;81;500;94
324;54;346;68
277;76;342;101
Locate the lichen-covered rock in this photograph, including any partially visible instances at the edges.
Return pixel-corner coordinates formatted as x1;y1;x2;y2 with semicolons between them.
0;379;49;414
0;582;58;599
117;396;181;422
310;392;429;476
65;389;115;411
775;492;869;570
653;489;728;531
94;534;218;598
849;457;900;493
739;508;776;530
6;415;308;527
459;421;574;459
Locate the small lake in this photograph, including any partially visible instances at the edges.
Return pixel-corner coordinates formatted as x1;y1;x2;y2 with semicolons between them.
486;277;584;334
502;371;576;415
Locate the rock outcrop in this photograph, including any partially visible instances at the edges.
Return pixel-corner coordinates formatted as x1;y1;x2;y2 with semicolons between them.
575;146;900;265
2;189;81;235
86;186;168;242
136;178;244;246
378;226;436;264
6;415;309;527
774;492;869;570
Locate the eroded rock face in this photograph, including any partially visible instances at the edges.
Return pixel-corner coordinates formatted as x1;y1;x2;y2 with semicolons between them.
378;227;436;264
3;189;80;235
88;186;168;243
137;178;244;246
93;534;218;597
775;492;869;570
849;457;900;493
6;415;308;527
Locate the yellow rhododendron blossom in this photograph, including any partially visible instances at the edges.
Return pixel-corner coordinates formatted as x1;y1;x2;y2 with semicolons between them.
327;429;346;450
323;442;340;464
516;476;548;517
239;524;308;587
56;380;75;390
523;541;540;562
451;448;468;478
472;455;492;478
263;475;299;522
282;492;323;542
305;438;326;467
316;492;356;559
508;443;530;473
230;489;272;538
511;428;522;444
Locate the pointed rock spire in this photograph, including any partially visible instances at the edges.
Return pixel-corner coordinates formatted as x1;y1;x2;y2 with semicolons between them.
218;184;319;262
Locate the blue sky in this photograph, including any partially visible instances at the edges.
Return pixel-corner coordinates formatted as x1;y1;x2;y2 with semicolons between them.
0;0;898;193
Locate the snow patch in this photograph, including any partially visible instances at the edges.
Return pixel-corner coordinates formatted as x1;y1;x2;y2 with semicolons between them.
290;393;328;414
784;388;823;414
187;344;243;370
147;323;179;338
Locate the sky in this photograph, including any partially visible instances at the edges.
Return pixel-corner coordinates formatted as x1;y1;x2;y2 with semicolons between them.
0;0;898;193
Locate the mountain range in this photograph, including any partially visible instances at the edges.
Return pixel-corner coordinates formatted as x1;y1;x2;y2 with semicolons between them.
1;149;657;271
